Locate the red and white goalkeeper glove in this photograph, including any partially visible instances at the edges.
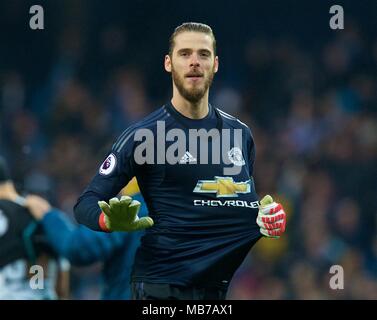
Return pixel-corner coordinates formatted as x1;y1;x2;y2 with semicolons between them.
257;195;286;239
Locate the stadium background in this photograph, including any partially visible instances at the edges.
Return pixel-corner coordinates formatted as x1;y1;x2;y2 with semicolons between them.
0;0;376;299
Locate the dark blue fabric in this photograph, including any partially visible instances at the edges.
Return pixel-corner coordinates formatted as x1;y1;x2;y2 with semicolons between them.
74;103;261;289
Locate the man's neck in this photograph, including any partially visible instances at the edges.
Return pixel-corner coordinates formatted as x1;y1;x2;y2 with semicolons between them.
0;182;19;201
171;92;209;119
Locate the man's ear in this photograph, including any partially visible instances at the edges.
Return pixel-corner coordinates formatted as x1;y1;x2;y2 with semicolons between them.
164;54;172;73
214;56;219;74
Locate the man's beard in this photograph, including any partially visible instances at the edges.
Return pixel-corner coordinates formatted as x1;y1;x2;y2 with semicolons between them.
171;66;215;104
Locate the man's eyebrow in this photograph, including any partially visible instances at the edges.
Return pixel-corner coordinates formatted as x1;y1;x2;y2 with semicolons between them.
177;48;192;53
176;48;212;54
198;49;212;55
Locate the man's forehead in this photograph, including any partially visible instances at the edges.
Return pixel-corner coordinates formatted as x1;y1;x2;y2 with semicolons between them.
173;32;213;51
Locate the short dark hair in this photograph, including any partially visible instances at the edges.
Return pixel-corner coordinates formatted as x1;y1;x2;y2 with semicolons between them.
169;22;216;57
0;156;11;183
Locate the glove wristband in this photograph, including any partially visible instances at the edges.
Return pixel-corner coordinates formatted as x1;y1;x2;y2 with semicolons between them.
99;212;111;232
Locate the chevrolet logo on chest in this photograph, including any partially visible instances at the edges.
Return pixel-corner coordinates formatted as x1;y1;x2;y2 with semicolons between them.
193;176;251;198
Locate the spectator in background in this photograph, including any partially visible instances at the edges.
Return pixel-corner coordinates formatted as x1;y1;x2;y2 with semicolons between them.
25;178;148;300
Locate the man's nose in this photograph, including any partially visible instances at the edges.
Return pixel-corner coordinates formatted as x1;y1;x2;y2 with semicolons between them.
189;53;200;67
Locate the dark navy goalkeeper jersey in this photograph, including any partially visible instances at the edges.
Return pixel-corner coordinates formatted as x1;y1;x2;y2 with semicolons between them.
75;102;261;289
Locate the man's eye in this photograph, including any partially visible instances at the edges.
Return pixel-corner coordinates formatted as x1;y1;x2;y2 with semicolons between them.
200;52;210;57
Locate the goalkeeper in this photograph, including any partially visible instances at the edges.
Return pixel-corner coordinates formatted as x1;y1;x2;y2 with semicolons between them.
74;22;286;300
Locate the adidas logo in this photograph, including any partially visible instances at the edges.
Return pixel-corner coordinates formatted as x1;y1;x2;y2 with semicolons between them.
179;151;197;164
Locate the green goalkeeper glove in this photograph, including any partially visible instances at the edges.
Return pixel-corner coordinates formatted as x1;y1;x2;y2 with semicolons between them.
98;195;154;232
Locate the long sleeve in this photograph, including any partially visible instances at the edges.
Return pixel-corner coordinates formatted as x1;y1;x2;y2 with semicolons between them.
74;129;137;231
41;209;126;266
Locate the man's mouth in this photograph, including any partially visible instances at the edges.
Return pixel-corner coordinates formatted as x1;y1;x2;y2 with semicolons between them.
185;73;204;81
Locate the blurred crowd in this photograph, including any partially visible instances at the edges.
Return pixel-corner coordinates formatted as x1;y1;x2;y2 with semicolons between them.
227;24;377;299
0;2;376;299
